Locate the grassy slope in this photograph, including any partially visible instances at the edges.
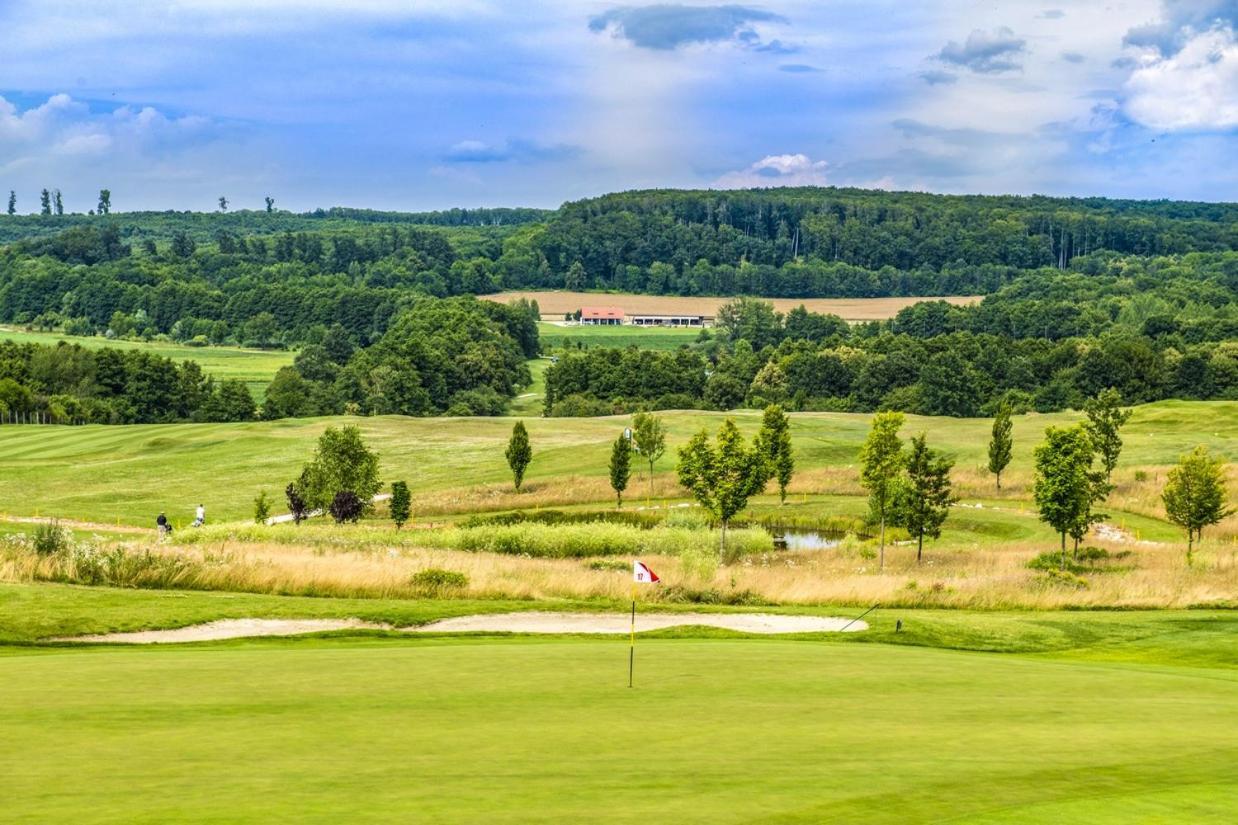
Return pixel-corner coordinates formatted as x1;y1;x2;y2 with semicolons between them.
0;584;1234;823
538;321;700;351
0;326;292;401
0;400;1231;526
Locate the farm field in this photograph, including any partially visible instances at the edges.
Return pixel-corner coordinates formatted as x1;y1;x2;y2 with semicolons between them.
484;290;983;321
1;585;1234;823
0;326;292;401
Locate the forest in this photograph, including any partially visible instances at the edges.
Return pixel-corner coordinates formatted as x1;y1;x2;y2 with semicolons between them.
0;186;1234;421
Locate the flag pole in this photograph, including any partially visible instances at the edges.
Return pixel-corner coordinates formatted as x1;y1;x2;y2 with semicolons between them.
628;584;636;688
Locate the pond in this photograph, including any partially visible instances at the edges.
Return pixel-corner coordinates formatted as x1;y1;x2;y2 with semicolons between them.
767;528;844;551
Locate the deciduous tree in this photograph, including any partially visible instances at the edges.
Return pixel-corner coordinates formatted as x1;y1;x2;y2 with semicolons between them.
988;402;1013;489
755;404;794;504
1162;446;1232;565
895;433;956;563
1083;388;1131;482
631;411;666;502
299;425;381;512
859;411;904;569
390;480;411;529
608;432;632;508
1033;425;1098;569
676;419;768;559
506;421;532;491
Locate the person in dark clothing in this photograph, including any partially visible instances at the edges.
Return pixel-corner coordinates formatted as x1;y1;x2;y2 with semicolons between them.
156;512;171;538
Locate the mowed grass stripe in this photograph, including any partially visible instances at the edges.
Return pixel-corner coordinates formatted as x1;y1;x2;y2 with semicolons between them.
1;639;1234;822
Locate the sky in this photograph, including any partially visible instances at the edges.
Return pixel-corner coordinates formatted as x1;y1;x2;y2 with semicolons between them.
0;0;1236;212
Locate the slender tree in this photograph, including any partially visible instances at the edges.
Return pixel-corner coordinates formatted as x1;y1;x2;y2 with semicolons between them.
6;191;14;215
505;421;532;491
97;189;111;215
1033;425;1097;569
39;189;51;216
859;411;905;570
390;480;411;530
896;434;956;563
755;404;794;504
1162;446;1232;565
218;196;229;212
285;481;310;525
1083;388;1131;482
676;419;768;559
988;402;1013;489
265;196;275;213
608;432;632;508
53;189;63;216
631;411;666;503
253;490;271;524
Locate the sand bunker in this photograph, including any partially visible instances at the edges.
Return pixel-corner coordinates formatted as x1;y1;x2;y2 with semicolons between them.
413;611;865;635
60;618;386;644
57;612;865;643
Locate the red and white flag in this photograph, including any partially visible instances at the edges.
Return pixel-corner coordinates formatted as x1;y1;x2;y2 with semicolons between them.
633;560;659;583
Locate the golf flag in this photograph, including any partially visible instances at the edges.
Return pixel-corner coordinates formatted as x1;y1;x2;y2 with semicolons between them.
633;560;659;583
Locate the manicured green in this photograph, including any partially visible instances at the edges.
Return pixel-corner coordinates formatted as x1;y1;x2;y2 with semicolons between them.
0;583;1234;822
538;321;700;351
0;401;1232;527
0;326;293;401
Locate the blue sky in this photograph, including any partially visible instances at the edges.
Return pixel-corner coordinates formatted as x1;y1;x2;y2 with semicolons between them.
1;0;1235;212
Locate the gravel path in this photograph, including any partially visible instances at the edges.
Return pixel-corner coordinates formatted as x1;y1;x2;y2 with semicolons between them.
54;612;866;643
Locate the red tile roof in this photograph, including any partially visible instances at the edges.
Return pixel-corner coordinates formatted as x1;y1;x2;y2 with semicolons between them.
580;306;625;320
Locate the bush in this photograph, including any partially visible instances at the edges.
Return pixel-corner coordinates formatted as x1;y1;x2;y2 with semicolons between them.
418;522;773;559
253;491;270;524
585;559;629;572
410;568;468;594
32;521;71;556
329;490;364;524
1133;470;1149;482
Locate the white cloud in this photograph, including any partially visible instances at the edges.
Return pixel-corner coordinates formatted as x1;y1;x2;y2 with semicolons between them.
712;153;829;188
1124;25;1238;129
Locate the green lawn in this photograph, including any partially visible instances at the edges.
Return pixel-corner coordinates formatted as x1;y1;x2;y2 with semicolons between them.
1;584;1234;822
538;321;701;351
0;326;293;401
0;400;1231;527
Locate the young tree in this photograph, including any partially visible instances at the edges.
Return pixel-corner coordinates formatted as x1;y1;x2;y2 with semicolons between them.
329;490;364;524
299;425;382;512
285;481;310;524
53;189;63;216
676;419;768;559
265;196;275;213
218;196;229;212
1033;425;1098;569
6;191;14;215
631;411;666;502
754;404;794;504
1162;446;1232;565
859;411;905;570
390;480;411;529
97;189;111;215
253;490;271;524
39;189;51;216
896;434;956;563
505;421;532;491
987;402;1013;489
608;432;632;508
1083;388;1131;482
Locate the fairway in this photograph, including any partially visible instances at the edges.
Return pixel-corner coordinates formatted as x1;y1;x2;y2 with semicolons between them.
538;321;699;351
0;326;293;401
2;629;1235;823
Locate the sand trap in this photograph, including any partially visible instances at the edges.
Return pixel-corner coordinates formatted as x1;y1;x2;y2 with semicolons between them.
59;618;387;644
411;611;865;635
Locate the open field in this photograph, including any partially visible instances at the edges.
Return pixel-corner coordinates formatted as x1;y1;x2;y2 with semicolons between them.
0;326;292;400
484;290;983;321
538;321;700;351
0;401;1230;528
1;584;1235;822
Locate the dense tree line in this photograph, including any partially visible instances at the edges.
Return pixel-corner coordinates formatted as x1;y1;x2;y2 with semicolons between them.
263;296;537;418
544;300;1237;417
0;340;254;424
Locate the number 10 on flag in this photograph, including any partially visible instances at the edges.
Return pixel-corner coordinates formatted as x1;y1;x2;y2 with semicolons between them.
630;561;658;688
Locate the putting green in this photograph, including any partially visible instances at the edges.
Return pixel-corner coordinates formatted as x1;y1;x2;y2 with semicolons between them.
2;638;1234;822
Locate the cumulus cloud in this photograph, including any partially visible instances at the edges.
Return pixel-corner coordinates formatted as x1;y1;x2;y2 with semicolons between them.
1124;25;1238;129
712;153;828;188
588;4;787;50
1124;0;1238;55
936;27;1026;73
443;138;580;164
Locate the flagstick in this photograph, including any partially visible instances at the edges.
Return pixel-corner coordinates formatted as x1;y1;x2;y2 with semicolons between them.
628;586;636;688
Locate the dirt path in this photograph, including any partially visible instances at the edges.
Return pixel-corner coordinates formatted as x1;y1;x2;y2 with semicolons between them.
53;611;866;643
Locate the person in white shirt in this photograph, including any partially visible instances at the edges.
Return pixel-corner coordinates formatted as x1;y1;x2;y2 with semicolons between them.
193;503;206;527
